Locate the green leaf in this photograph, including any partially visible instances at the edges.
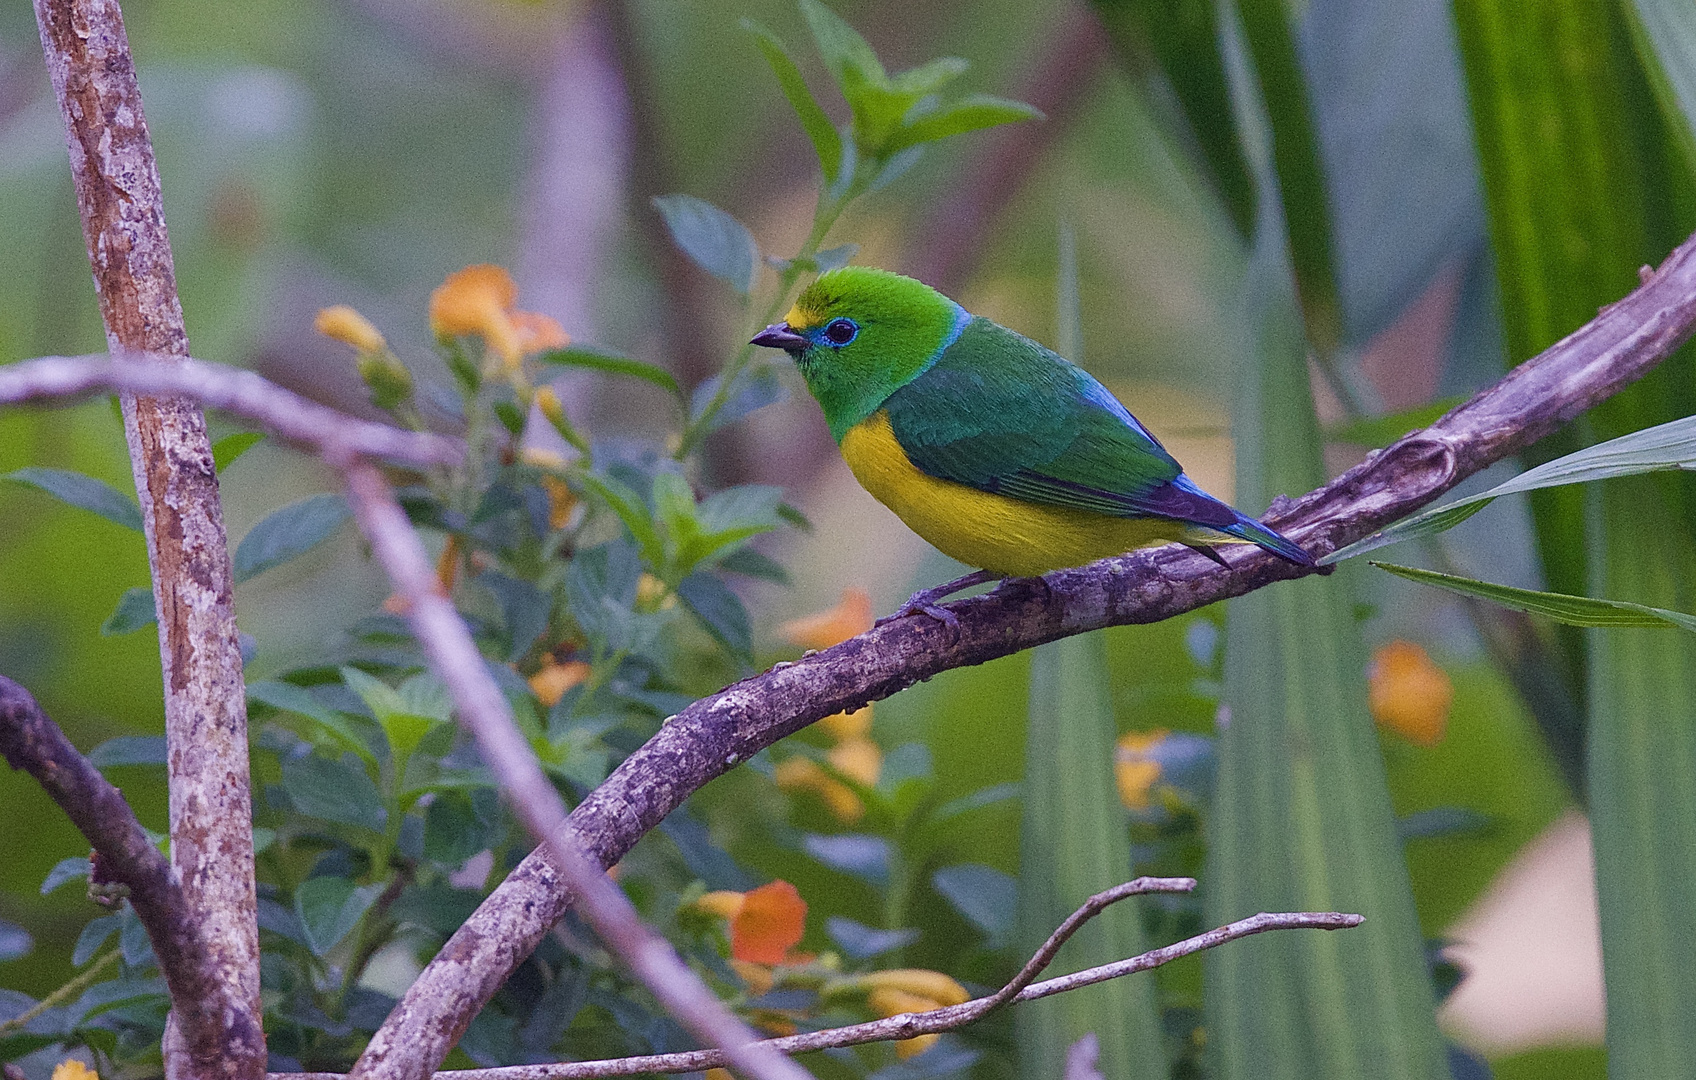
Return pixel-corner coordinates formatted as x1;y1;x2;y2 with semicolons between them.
72;915;119;966
676;571;751;660
688;363;788;435
4;467;142;531
651;195;759;295
212;431;264;471
744;19;843;182
799;0;886;94
1631;0;1696;153
1372;561;1696;631
577;472;663;567
248;680;380;769
294;876;383;956
1326;412;1696;564
888;55;970;96
1231;0;1347;354
1089;0;1256;236
88;735;168;768
1324;396;1465;447
100;587;157;636
932;863;1016;948
281;752;387;831
341;666;443;767
233;493;350;583
0;922;30;963
1017;632;1163;1077
536;346;684;403
885;94;1042;154
1207;213;1446;1080
1584;478;1696;1076
40;857;90;895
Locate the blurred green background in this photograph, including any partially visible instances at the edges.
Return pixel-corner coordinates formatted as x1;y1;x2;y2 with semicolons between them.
7;0;1693;1076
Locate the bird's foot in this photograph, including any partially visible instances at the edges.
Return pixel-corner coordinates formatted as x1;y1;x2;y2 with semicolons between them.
876;569;999;632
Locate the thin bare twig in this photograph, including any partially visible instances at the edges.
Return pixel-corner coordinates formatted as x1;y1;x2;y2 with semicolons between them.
360;225;1696;1080
269;877;1358;1080
0;354;462;467
338;463;810;1080
0;678;266;1073
32;2;263;1078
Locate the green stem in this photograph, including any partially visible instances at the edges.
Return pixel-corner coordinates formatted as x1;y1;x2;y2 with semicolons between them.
0;947;121;1035
675;185;859;458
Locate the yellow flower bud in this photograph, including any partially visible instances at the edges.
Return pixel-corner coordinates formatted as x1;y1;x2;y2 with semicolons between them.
314;305;386;354
1114;729;1168;810
694;890;746;920
858;969;969;1006
896;1033;940;1060
53;1062;99;1080
775;756;864;823
827;737;882;786
728;958;775;997
819;705;873;742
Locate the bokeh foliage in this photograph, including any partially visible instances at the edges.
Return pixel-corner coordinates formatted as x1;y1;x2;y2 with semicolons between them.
4;0;1696;1078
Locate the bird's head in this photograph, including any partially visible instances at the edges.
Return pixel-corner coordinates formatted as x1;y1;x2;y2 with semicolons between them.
752;266;967;441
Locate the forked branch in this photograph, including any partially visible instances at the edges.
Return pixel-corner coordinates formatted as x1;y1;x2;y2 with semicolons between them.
0;678;265;1074
269;878;1359;1079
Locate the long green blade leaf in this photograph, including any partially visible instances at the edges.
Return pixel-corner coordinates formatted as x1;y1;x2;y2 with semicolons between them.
1324;412;1696;564
1372;561;1696;632
1208;214;1445;1080
537;347;685;404
1017;632;1163;1079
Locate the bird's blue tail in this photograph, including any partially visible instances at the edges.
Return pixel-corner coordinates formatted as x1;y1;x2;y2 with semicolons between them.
1220;513;1315;568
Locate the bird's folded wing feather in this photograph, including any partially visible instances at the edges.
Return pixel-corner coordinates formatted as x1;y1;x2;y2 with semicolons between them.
881;318;1237;527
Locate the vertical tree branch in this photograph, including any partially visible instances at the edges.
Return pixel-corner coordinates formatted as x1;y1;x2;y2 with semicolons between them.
31;3;262;1078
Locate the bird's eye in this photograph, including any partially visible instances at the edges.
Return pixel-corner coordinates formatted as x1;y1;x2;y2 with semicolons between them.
823;318;859;346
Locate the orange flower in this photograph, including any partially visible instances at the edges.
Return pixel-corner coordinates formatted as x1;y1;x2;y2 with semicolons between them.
775;756;864;823
1114;729;1168;810
429;264;568;371
1368;640;1453;746
781;587;873;650
511;309;569;354
529;660;590;707
730;880;808;965
314;305;387;354
53;1063;98;1080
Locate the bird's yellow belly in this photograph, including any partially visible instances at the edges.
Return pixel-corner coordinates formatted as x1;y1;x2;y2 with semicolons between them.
840;411;1189;577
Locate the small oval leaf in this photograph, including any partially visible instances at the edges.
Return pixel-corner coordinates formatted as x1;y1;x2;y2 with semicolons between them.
652;195;759;295
4;467;142;531
234;493;350;583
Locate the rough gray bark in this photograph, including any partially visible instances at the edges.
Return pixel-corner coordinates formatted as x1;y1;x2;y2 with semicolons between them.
31;3;263;1078
357;229;1696;1080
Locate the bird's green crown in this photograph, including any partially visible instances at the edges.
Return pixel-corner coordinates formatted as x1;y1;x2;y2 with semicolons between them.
781;267;968;441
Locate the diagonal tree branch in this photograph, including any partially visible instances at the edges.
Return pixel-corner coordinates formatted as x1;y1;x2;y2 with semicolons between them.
355;229;1696;1080
31;3;263;1079
0;677;265;1074
271;878;1358;1079
0;354;462;467
339;463;810;1080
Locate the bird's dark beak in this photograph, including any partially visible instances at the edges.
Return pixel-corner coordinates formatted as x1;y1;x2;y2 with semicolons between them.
751;323;809;352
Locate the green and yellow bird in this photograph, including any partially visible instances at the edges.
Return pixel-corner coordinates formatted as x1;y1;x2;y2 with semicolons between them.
752;266;1314;621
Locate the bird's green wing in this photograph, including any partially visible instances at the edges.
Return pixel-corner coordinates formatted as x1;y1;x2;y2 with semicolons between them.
881;317;1238;527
